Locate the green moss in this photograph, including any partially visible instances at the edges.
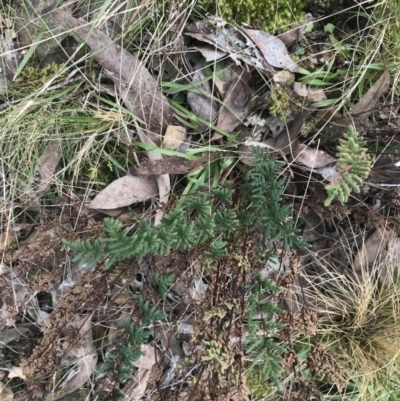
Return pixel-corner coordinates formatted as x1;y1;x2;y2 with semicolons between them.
13;63;66;91
198;0;307;33
268;87;303;120
245;364;272;400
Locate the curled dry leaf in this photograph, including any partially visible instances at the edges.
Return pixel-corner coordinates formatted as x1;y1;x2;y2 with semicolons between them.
293;144;336;169
163;125;187;150
217;78;254;133
53;11;173;143
244;29;299;72
89;175;158;210
187;62;218;127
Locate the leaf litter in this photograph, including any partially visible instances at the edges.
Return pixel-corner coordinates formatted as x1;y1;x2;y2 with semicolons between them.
1;2;399;401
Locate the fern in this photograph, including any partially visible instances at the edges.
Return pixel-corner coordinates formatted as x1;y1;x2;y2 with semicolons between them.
151;272;175;301
243;147;307;249
325;125;372;206
245;275;285;387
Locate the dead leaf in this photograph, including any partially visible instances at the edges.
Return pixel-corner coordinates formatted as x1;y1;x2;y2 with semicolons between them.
89;175;158;209
185;20;273;74
268;110;309;155
18;180;40;211
307;87;327;103
293;144;336;168
36;140;62;194
192;45;227;62
130;156;204;175
187;61;218;128
293;82;308;97
350;70;390;122
315;164;342;182
8;366;26;380
353;228;395;272
56;315;98;398
0;382;13;401
134;121;170;225
244;29;299;72
53;11;173;143
163;125;187;150
123;368;151;401
217;78;254;133
0;327;31;347
133;345;160;370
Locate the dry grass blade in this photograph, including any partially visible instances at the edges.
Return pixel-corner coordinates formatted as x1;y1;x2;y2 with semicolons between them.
303;228;400;399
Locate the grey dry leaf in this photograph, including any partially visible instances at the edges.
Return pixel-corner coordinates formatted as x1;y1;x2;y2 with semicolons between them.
217;78;254;133
187;61;219;128
293;144;336;168
163;125;187;150
89;175;158;209
52;11;173;143
244;29;299;72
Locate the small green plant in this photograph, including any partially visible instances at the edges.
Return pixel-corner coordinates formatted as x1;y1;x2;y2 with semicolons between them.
324;125;372;206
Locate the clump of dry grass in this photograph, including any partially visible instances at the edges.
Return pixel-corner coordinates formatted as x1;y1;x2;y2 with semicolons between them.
303;230;400;400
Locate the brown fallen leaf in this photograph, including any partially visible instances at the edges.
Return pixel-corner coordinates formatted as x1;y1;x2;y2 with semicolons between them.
244;29;299;72
36;140;62;194
163;125;187;150
89;175;158;209
52;11;173;143
130;156;204;175
350;70;390;122
217;78;254;133
134;121;170;225
293;144;336;169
